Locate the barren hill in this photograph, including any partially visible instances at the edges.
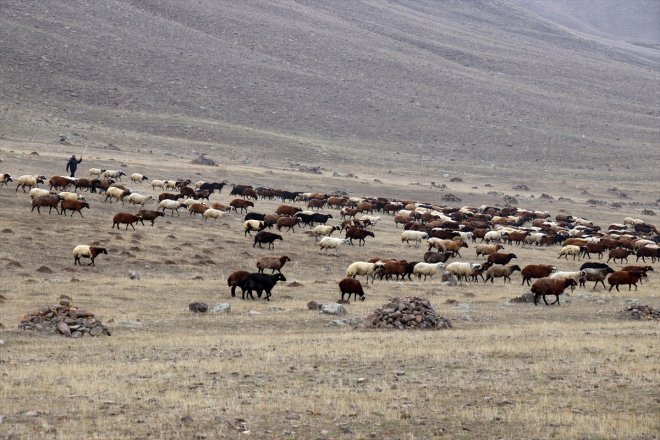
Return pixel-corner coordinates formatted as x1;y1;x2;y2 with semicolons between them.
1;0;658;180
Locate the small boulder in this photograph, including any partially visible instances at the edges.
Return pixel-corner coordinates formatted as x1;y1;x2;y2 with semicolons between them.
210;303;231;314
307;301;321;310
189;302;208;313
320;304;347;316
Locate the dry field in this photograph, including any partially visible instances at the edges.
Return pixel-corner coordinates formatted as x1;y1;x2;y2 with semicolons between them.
0;141;658;440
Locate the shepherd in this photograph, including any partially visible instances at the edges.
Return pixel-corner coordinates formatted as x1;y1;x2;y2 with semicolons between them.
65;154;83;177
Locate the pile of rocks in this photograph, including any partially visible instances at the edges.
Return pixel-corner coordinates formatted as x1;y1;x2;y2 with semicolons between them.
621;304;660;321
18;300;111;337
366;296;452;330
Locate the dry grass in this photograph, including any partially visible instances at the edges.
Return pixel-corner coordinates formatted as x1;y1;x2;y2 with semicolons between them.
0;142;658;439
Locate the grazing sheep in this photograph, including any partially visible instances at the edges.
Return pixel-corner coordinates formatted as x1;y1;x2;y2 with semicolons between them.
346;261;385;284
238;273;287;300
579;267;615;289
532;278;577;306
484;264;521;283
445;262;482;282
253;231;283;249
412;262;445;281
89;168;106;177
104;186;131;204
521;264;557;286
475;244;504;258
256;255;291;274
15;175;46;192
202;208;226;222
318;237;351;256
158;199;184;216
73;245;108;266
112;212;144;230
558;245;584;260
487;252;517;265
60;199;90;217
227;270;251;297
137;209;164;226
130;173;149;183
127;193;154;207
401;230;429;246
312;224;341;240
608;271;646;292
31;194;63;214
339;278;365;301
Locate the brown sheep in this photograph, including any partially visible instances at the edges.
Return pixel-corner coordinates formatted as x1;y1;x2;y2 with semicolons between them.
339;277;365;301
256;255;291;274
112;212;144;230
636;246;659;263
241;188;258;200
531;278;577;306
188;203;209;216
31;194;63;214
210;202;231;212
227;270;250;297
393;212;412;227
506;231;529;246
521;264;556;286
275;205;301;216
475;243;504;258
307;198;326;210
327;196;347;209
137;209;164;226
158;192;180;202
49;175;75;190
276;216;300;232
340;207;360;219
357;201;374;213
581;242;607;259
230;198;254;214
484;264;521;283
607;271;646;292
382;260;408;281
487;252;517;265
607;249;631;264
345;227;375;246
60;199;90;217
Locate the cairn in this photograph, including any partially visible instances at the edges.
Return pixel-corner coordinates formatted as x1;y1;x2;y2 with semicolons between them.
621;305;660;321
366;296;452;330
18;300;111;337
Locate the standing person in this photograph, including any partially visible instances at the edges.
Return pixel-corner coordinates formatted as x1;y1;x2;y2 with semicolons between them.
66;154;83;177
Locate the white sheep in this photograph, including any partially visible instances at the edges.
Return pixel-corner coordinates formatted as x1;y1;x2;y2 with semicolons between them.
624;217;644;228
550;270;586;290
58;191;85;202
127;193;154;207
72;244;108;267
130;173;148;183
202;208;226;222
104;170;126;180
243;220;266;236
193;181;205;190
412;262;445;280
523;232;546;246
633;239;655;250
158;199;184;216
105;186;130;204
88;168;106;177
346;261;385;284
15;175;45;192
181;198;201;208
445;262;482;282
483;230;509;243
312;224;341;240
318;237;351;256
401;230;428;246
558;245;583;260
151;179;167;190
28;188;51;200
456;231;473;242
358;215;382;227
164;180;178;191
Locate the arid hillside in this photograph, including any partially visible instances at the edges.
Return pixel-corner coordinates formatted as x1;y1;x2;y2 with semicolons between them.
1;0;658;181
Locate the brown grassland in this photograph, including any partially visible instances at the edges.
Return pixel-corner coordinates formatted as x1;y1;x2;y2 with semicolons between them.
0;141;658;440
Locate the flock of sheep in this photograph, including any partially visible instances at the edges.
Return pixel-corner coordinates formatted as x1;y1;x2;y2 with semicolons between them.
1;166;658;305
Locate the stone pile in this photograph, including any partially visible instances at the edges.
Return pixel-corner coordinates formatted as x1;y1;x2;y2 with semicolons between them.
621;304;660;321
366;296;452;330
18;300;111;337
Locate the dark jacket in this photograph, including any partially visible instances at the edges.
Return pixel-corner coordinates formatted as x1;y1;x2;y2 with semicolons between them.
66;157;83;173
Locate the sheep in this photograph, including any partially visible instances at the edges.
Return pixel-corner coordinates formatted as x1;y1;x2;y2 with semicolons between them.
112;212;144;230
243;220;267;236
73;245;108;266
179;186;197;199
15;175;46;192
227;270;250;297
96;179;116;193
198;182;225;193
607;249;632;264
137;209;164;226
579;267;615;289
31;194;63;214
401;230;428;246
276;216;301;232
105;186;131;204
202;208;226;222
346;261;385;284
483;264;521;283
104;170;126;180
57;191;85;202
469;261;494;282
188;203;209;217
238;273;287;300
158;199;184;216
276;205;301;217
427;238;468;256
532;278;577;306
608;271;646;292
130;173;149;183
381;260;409;281
253;231;283;249
151;179;167;190
345;227;375;246
256;255;291;274
475;243;504;258
312;225;341;240
636;245;659;263
28;188;51;200
445;262;483;282
482;230;509;243
49;176;76;190
558;245;584;260
487;252;517;265
60;199;90;217
230;198;254;214
127;193;154;207
339;278;366;301
520;264;557;286
89;168;106;177
318;237;351;256
549;271;587;290
412;262;445;281
423;251;452;264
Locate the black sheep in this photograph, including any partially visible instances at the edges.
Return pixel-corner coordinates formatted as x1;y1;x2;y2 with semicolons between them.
253;231;283;249
239;273;287;300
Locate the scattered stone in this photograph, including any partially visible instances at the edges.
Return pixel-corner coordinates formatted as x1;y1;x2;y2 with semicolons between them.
641;209;655;216
503;195;518;205
366;296;452;330
320;304;347;316
189;302;208;313
180;415;194;425
441;272;458;286
287;281;303;287
18;302;111;337
1;228;12;233
247;310;260;317
620;305;660;321
586;199;607;206
210;303;231;314
128;271;141;280
36;266;53;274
539;193;554;201
449;177;463;182
512;184;529;191
307;301;322;310
510;292;535;303
191;154;218;166
443;193;461;202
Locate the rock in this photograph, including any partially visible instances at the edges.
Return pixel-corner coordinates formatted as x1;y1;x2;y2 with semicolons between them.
320;304;347;316
57;322;71;337
247;310;260;317
441;271;458;286
128;271;141;280
287;281;303;287
307;301;321;310
367;296;452;330
510;292;535;303
191;154;218;166
210;303;231;313
36;266;53;274
189;302;208;313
